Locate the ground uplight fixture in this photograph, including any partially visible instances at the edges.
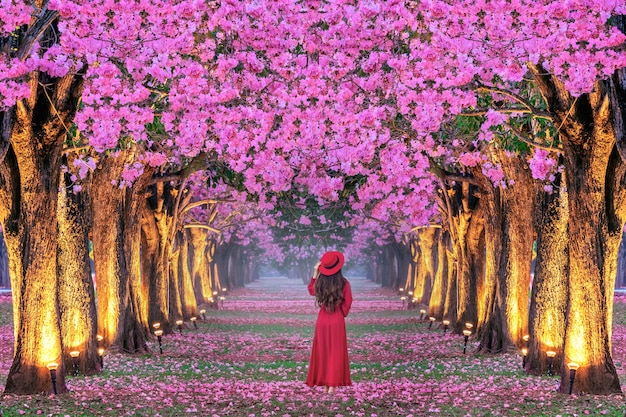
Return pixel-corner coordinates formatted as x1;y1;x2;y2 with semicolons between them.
96;334;103;347
70;350;80;376
442;320;450;334
98;348;105;368
465;322;474;330
546;350;556;376
463;330;471;354
568;362;579;394
155;329;163;354
46;362;58;394
200;309;207;321
419;309;426;321
153;322;161;331
521;348;528;368
191;316;198;329
213;291;218;296
428;317;436;329
176;319;184;334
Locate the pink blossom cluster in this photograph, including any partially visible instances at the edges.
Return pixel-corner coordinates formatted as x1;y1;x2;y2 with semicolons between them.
1;0;625;254
528;148;558;181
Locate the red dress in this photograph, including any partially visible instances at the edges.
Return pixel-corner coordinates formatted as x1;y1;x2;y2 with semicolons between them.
306;277;352;387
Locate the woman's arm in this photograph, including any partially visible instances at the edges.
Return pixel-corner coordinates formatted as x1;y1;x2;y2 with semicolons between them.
308;262;320;296
341;280;353;317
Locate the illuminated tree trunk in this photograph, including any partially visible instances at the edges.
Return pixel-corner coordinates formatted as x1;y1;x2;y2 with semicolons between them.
1;63;82;393
475;176;504;353
124;176;152;347
414;228;437;305
190;228;212;305
140;188;171;330
405;239;418;293
532;64;623;394
169;247;184;321
526;173;568;374
428;229;447;318
453;182;484;333
57;171;100;375
476;151;535;351
496;149;535;345
91;152;148;352
410;246;421;291
442;235;457;323
178;231;198;318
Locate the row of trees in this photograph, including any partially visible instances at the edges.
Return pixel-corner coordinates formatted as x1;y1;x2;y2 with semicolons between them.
1;0;626;398
365;153;623;395
3;149;261;394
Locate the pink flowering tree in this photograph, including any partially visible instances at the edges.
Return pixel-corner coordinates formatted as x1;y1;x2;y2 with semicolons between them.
1;0;626;396
390;1;626;394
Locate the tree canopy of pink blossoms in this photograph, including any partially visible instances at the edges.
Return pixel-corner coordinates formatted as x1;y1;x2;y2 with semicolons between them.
1;0;625;252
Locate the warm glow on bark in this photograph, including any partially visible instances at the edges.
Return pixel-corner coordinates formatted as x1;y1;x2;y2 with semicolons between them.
65;311;88;349
565;309;587;365
540;311;559;350
39;310;61;365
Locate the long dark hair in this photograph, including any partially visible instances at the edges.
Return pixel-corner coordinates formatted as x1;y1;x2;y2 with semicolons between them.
314;271;345;312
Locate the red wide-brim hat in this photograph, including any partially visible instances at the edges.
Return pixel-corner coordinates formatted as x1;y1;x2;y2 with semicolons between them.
318;251;344;275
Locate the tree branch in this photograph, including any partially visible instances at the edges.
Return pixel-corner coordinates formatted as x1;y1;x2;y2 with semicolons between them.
507;124;561;152
17;7;59;60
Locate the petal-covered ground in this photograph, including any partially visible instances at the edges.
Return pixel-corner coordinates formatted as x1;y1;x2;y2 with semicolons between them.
1;278;626;416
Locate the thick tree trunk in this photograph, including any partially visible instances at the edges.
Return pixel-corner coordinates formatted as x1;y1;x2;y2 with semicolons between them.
179;231;198;318
169;248;184;321
428;229;447;318
527;173;568;375
476;151;534;351
1;64;82;393
190;228;212;305
495;149;535;346
442;241;457;323
91;152;148;352
414;228;437;305
532;64;622;394
57;172;100;375
454;182;484;333
123;176;152;351
3;144;67;394
405;239;418;293
227;245;239;288
177;242;198;319
140;198;171;330
475;171;506;353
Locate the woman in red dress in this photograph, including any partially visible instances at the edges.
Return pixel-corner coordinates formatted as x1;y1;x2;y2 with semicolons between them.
306;251;353;393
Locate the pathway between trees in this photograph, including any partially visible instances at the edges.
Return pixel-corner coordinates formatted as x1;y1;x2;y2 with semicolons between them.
1;279;626;416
